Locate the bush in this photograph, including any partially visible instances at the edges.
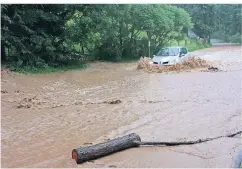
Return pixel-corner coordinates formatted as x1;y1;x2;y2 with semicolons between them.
7;60;88;74
229;33;242;44
163;38;211;53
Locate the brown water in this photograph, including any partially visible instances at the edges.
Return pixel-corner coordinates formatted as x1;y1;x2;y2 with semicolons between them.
1;46;242;168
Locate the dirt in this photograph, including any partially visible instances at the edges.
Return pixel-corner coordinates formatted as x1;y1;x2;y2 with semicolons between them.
1;46;242;168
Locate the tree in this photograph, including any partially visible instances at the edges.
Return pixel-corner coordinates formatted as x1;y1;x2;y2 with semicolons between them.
186;5;216;42
178;4;242;43
1;4;75;67
2;4;193;66
214;4;242;43
125;5;192;55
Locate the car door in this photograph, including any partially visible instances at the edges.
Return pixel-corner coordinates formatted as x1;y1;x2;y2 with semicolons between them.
180;47;189;61
183;47;189;57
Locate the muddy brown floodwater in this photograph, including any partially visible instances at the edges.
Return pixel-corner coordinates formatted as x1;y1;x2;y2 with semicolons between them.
1;46;242;168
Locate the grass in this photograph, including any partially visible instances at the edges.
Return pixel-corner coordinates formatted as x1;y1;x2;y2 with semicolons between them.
166;39;211;52
187;43;211;52
6;62;88;74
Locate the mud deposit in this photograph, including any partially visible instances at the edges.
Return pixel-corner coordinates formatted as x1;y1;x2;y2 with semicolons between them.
1;46;242;168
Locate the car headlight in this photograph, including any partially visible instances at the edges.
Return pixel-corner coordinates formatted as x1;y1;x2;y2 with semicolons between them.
149;61;153;64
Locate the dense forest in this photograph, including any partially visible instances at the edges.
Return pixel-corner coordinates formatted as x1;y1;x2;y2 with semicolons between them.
1;4;241;70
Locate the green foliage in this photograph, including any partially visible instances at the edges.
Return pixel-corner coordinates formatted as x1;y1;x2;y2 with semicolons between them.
229;33;242;43
178;4;242;43
165;39;211;52
186;40;211;51
3;4;221;72
214;5;242;43
1;4;76;68
177;4;216;40
9;61;88;74
65;4;193;61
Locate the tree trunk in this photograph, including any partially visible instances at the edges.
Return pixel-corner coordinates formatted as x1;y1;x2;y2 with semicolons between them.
72;133;141;164
147;31;151;57
1;42;6;62
119;20;123;53
82;46;84;54
208;35;211;45
185;39;187;47
72;131;242;164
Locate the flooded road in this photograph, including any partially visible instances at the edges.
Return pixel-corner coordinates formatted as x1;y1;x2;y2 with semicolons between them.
1;46;242;168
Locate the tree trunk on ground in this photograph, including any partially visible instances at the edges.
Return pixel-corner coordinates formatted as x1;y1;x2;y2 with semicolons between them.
72;131;242;164
72;133;141;164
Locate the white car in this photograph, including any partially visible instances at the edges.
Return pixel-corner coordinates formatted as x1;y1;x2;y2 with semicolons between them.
152;46;190;65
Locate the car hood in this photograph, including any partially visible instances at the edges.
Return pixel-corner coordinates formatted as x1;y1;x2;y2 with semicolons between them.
152;56;177;63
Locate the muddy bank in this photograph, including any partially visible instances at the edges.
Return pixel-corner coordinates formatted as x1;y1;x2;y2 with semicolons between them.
1;46;242;168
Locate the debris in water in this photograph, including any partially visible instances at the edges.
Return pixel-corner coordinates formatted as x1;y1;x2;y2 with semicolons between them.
16;104;31;109
15;96;45;109
208;66;219;71
1;90;8;93
108;100;122;104
102;100;122;104
109;165;117;168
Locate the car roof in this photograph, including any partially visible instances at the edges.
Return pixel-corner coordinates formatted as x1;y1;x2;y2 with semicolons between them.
166;46;185;48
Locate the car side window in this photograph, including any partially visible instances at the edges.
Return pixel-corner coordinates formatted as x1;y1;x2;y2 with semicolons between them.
184;48;188;54
181;48;188;54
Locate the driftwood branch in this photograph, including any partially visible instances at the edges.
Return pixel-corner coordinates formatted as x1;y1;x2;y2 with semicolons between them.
136;130;242;146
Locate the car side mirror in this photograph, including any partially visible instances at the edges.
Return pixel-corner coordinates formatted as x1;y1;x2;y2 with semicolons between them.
180;53;185;57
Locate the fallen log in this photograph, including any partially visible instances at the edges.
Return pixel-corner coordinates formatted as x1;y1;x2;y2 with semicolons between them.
72;133;141;164
72;130;242;164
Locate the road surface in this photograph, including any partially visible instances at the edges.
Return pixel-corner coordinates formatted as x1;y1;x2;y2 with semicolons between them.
1;45;242;168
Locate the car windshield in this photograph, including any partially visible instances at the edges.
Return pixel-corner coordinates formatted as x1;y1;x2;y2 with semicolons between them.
156;47;179;56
